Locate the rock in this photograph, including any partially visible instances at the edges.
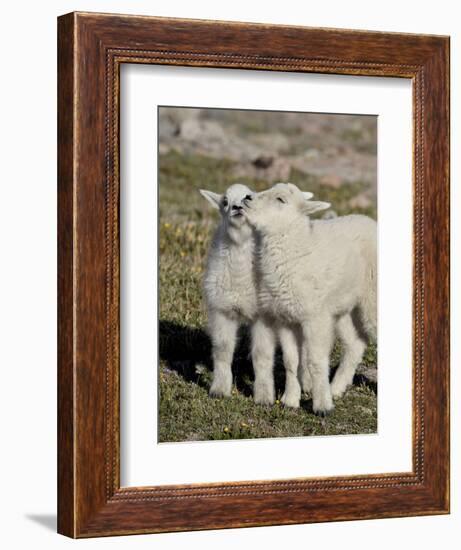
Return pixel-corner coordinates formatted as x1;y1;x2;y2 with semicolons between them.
158;143;171;155
357;365;377;383
159;107;200;139
252;155;274;169
180;119;226;142
355;364;377;393
320;174;342;188
291;150;377;191
248;133;291;154
304;148;320;160
233;157;291;183
158;115;179;140
349;192;372;209
161;107;200;124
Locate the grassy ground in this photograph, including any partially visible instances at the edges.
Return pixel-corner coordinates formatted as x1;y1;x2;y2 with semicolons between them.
158;150;377;443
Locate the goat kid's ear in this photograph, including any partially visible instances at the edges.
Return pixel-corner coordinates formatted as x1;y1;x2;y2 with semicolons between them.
199;189;222;210
286;182;301;194
301;200;331;215
285;182;313;200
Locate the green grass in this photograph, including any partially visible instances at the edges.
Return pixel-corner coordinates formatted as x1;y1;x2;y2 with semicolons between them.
159;367;377;442
158;150;377;443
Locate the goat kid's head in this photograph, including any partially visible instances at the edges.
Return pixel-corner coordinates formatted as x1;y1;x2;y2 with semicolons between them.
242;182;330;232
200;184;254;234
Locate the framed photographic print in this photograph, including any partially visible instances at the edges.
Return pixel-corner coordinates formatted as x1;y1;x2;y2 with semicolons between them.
57;12;450;538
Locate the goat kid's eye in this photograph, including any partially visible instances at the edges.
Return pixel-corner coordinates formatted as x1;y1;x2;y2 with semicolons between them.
244;194;253;201
277;197;286;204
222;198;228;208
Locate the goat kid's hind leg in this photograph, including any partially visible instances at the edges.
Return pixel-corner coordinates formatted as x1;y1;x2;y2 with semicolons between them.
331;314;366;399
297;325;313;393
209;312;238;398
251;318;276;405
279;326;302;408
303;315;334;416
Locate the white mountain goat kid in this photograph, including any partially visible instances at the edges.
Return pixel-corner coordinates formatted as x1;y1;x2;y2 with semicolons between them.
200;183;314;405
242;183;377;415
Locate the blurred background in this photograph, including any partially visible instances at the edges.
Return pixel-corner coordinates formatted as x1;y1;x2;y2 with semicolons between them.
159;107;377;217
158;107;377;443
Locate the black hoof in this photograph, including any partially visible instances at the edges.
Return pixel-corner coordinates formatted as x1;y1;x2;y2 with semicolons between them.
209;391;230;399
314;408;333;418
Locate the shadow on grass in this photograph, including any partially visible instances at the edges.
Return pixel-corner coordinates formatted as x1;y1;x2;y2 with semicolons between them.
159;320;377;397
159;320;287;397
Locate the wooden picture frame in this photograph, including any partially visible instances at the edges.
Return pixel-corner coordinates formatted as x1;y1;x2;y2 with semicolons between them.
57;12;450;538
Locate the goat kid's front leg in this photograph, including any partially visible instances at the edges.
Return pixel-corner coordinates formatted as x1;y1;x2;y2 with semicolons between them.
303;316;334;416
251;318;276;405
208;312;238;398
278;326;302;408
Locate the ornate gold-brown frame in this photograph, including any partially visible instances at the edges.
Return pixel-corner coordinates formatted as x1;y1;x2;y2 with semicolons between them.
58;12;450;537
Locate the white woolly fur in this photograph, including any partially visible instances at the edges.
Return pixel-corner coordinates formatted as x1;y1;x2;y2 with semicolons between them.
243;183;377;415
200;184;266;402
200;183;310;406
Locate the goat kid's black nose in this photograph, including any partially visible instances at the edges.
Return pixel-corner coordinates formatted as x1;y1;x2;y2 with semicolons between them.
232;205;243;211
